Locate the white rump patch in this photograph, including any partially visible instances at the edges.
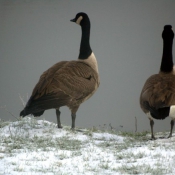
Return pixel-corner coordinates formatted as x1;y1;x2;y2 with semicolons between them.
147;112;154;120
169;106;175;119
76;16;83;25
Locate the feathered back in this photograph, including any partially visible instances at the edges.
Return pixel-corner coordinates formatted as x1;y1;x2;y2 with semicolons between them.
140;74;175;113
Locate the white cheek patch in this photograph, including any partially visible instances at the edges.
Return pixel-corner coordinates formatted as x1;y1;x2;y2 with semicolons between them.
76;16;83;25
169;105;175;119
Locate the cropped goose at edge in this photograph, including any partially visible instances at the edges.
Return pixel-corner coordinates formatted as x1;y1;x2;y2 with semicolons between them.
140;25;175;139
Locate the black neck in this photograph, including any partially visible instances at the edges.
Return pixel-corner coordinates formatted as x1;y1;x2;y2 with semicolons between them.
78;22;92;59
160;39;173;72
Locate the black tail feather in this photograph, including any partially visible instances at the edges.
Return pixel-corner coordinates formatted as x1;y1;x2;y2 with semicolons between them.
20;91;70;117
20;108;45;117
143;101;170;120
20;109;26;117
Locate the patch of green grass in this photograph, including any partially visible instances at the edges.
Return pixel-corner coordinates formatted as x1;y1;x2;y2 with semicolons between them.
54;137;82;150
0;119;11;128
13;165;24;172
116;151;145;161
118;131;149;140
99;162;110;170
96;140;112;148
118;163;172;175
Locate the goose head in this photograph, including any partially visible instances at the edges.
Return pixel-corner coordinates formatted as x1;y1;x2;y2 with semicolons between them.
162;25;174;41
70;12;90;26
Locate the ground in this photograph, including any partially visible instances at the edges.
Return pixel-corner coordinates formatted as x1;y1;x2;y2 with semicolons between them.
0;117;175;175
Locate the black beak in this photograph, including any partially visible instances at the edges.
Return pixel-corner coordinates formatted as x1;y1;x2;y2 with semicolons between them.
70;18;76;22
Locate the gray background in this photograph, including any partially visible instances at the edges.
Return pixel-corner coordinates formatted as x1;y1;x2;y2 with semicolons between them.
1;0;175;132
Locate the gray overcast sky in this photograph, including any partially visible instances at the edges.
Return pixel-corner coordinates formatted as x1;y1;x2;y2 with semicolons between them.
0;0;175;132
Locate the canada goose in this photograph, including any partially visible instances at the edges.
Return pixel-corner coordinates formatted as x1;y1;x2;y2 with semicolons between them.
140;25;174;139
20;12;100;129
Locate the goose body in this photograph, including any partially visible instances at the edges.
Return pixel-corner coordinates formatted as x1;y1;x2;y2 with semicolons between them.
20;12;100;129
140;25;174;139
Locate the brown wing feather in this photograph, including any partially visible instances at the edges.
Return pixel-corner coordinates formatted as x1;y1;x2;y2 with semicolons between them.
30;60;99;105
140;74;175;113
31;61;67;99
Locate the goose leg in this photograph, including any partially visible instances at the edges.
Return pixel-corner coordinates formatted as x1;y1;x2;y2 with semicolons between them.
147;112;156;140
56;109;62;128
149;119;156;140
168;119;174;138
71;113;76;129
71;106;79;129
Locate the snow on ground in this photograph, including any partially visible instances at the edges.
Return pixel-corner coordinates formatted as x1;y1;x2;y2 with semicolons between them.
0;117;175;175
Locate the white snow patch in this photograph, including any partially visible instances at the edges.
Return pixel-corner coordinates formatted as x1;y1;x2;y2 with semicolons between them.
0;117;175;175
